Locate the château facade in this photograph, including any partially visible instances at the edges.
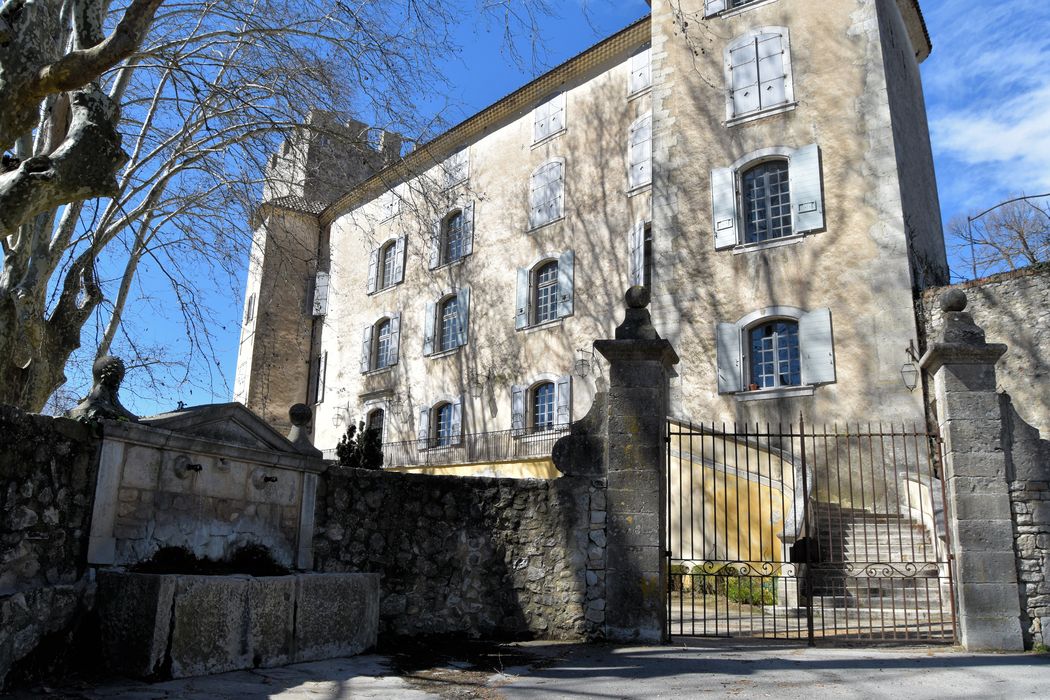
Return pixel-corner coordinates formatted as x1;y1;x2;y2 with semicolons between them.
234;0;947;454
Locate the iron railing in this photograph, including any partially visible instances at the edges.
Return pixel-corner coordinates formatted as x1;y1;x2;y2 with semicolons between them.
375;426;569;469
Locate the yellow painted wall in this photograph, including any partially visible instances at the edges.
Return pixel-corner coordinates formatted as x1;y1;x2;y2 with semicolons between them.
389;458;561;480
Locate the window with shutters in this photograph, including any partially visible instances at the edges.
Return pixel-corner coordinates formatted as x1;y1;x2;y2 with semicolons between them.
310;351;327;405
380;190;401;221
511;376;572;435
715;306;836;399
516;252;574;330
628;45;651;96
430;203;474;269
724;27;794;123
368;236;406;293
529;159;565;229
424;289;469;356
643;223;653;289
443;210;464;264
710;144;824;251
374;319;392;370
628;114;652;191
361;313;400;373
704;0;766;17
533;93;566;144
531;381;556;432
439;296;460;352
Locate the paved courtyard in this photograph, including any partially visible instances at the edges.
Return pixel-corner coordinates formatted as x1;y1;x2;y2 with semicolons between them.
7;640;1049;700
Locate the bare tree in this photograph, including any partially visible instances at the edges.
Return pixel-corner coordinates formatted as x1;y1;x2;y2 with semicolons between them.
949;196;1050;280
1;0;556;412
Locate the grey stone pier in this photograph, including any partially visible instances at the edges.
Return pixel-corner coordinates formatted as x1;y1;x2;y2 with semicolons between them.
920;289;1024;651
594;287;679;643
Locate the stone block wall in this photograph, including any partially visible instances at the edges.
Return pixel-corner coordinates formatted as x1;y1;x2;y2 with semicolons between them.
922;264;1050;434
0;405;101;687
312;468;606;640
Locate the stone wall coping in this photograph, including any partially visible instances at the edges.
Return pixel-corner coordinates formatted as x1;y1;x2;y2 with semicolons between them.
100;419;328;474
594;338;680;366
919;341;1008;376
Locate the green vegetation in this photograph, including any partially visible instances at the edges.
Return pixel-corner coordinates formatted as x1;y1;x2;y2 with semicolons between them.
667;564;778;607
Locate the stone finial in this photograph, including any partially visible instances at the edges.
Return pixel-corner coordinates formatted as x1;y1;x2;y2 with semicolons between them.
615;286;661;341
940;289;967;313
920;288;1006;375
287;403;322;457
68;355;138;423
937;289;987;346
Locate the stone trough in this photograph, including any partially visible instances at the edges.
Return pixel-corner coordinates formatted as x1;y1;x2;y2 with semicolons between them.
96;571;378;679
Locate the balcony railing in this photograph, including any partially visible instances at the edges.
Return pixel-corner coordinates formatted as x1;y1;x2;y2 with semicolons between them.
376;426;570;469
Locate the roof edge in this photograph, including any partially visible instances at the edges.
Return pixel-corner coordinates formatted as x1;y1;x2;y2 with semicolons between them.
899;0;932;63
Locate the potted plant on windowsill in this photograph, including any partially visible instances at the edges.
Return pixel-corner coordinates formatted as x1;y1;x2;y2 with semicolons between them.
748;383;760;392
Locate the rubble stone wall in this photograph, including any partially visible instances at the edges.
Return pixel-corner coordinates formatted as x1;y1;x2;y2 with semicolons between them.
0;405;101;687
313;468;607;640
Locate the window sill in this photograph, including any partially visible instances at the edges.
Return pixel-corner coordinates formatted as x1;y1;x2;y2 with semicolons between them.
531;128;566;150
368;282;402;297
527;215;565;234
732;385;815;402
519;318;565;334
726;101;797;128
708;0;780;20
427;346;462;360
361;366;395;377
627;85;652;101
513;428;563;441
431;256;469;272
444;176;468;191
731;234;806;254
626;182;651;198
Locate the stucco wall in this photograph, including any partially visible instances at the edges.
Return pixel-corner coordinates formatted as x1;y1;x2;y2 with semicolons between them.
922;264;1050;435
312;468;607;640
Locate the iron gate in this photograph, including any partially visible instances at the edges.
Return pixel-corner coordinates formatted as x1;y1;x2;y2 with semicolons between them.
666;418;957;643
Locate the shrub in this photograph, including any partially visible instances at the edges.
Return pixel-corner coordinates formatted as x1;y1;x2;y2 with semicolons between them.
689;564;777;606
335;421;383;470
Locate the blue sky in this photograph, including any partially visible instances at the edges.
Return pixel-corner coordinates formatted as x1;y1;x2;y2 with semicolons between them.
118;0;1050;415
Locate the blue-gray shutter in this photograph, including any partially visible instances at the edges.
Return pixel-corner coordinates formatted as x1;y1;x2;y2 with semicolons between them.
388;312;401;366
428;220;441;269
629;221;645;286
716;322;742;394
729;40;760;116
393;236;406;284
457;287;470;347
511;385;525;434
790;144;825;234
557;250;574;318
515;268;529;330
555;375;572;427
800;307;836;385
711;167;738;249
360;325;373;373
312;271;330;315
451;395;463;445
462;201;475;257
366;248;379;294
704;0;727;16
423;300;436;355
417;406;430;449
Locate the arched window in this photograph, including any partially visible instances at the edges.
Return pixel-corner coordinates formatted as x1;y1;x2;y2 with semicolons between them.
360;314;401;373
533;260;559;325
742;160;792;243
748;320;801;389
366;408;385;439
531;382;556;432
439;296;460;352
433;402;454;447
443;210;464;264
374;319;392;369
379;240;397;289
429;203;474;269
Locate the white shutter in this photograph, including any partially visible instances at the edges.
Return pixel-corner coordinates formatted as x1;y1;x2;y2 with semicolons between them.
533;98;550;142
423;300;436;355
549;93;566;135
629;46;651;94
529;167;543;229
393;236;407;284
790;144;825;234
429;220;441;269
366;248;379;294
456;287;470;347
417;406;430;449
711;167;739;249
515;268;529;330
555;375;572;427
388;312;401;366
800;308;836;385
446;148;468;187
729;40;760;117
461;201;475;257
757;33;788;108
629;115;652;189
312;271;330;315
549;161;564;221
557;250;574;318
360;325;373;373
450;396;463;445
511;385;525;435
629;221;645;286
704;0;727;16
716;322;742;394
316;352;327;403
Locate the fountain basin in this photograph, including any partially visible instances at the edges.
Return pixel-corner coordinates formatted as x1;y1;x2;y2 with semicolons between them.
97;571;378;679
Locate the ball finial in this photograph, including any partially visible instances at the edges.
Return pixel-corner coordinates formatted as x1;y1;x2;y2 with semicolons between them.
289;403;312;427
625;285;650;310
940;289;967;313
